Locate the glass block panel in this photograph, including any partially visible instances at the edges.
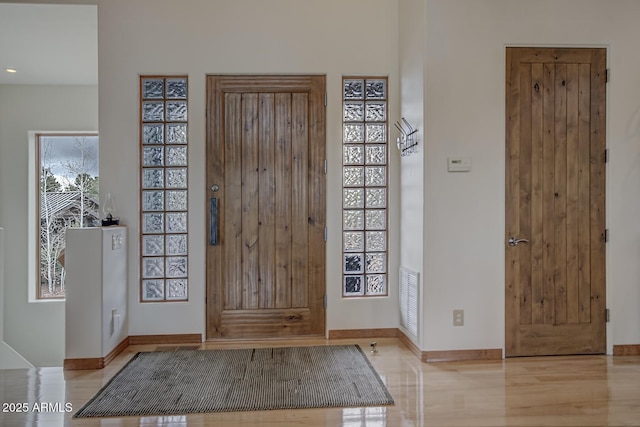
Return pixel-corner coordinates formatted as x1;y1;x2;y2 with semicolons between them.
366;124;386;143
166;190;187;211
366;188;386;208
166;212;187;233
142;78;164;99
166;123;187;144
142;213;164;234
140;76;189;304
344;79;364;100
343;124;364;144
167;279;188;300
366;210;386;230
166;234;188;255
344;253;364;274
343;145;364;165
142;190;164;211
142;235;164;256
142;168;164;189
143;146;164;167
142;280;164;301
341;77;387;300
166;146;187;166
365;166;386;186
143;124;164;144
365;102;386;122
365;145;386;165
366;79;386;99
343;166;364;187
166;101;188;122
366;231;386;252
343;188;364;209
343;102;364;122
166;256;188;278
166;168;187;188
142;257;164;278
343;210;364;230
143;101;164;122
366;274;387;295
166;78;187;99
366;253;387;273
343;231;364;252
344;275;364;296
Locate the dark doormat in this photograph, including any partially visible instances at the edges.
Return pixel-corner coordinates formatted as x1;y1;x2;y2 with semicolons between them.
74;344;394;417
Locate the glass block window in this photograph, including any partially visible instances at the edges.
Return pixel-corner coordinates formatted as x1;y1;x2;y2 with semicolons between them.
140;76;189;302
342;77;388;297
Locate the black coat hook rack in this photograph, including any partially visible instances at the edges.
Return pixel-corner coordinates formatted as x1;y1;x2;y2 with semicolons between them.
394;118;418;156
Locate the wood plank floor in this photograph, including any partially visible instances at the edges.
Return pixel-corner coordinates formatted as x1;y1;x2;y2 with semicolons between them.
1;338;639;426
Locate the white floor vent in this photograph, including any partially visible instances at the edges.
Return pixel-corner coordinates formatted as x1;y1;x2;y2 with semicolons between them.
399;266;419;340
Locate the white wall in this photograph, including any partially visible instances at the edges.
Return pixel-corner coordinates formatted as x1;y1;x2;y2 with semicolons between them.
0;0;400;366
0;227;33;369
5;0;640;366
398;0;426;346
96;0;401;338
421;0;640;353
0;85;98;366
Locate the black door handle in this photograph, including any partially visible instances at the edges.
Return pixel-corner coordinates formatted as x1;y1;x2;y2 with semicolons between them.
210;197;218;246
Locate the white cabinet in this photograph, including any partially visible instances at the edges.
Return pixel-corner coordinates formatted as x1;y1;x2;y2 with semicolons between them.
65;226;127;361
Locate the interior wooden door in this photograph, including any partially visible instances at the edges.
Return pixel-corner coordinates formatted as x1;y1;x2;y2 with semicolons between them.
206;75;326;339
505;48;606;356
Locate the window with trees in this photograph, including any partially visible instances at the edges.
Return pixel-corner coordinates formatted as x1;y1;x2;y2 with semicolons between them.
38;133;99;299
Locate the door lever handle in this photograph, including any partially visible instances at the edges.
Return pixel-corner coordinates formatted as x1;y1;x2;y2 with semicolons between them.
508;237;529;247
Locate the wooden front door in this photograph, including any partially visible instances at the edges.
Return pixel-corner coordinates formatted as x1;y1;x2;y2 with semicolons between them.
505;48;607;356
206;75;326;339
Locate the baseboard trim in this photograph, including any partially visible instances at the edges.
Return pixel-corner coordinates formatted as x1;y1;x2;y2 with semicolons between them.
423;348;503;363
63;357;104;370
397;329;421;359
613;344;640;356
328;328;398;339
64;337;129;371
327;329;503;363
128;334;202;345
103;337;130;366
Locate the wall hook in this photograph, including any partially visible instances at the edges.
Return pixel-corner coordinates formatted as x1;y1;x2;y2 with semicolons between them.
395;117;418;156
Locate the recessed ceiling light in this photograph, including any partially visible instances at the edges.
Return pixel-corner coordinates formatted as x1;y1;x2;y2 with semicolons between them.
4;68;17;73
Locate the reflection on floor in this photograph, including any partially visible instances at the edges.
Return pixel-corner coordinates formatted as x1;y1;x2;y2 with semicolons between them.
1;338;639;426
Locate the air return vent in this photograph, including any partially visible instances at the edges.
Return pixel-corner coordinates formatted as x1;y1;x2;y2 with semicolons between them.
399;267;419;340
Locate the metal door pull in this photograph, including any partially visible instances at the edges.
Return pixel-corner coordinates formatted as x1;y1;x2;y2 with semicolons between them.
210;198;218;246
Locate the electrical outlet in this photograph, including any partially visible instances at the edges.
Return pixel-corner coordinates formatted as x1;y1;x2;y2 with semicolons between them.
453;309;464;326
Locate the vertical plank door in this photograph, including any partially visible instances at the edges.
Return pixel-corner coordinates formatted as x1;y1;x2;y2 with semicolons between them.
505;48;606;356
206;75;326;339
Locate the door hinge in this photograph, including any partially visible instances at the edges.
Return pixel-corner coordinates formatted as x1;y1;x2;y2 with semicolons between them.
606;69;610;83
324;92;327;106
323;294;328;309
606;308;610;322
324;159;327;174
324;227;328;242
605;149;609;163
605;228;609;242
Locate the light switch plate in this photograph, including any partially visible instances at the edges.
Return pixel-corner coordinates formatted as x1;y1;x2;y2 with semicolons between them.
112;234;123;250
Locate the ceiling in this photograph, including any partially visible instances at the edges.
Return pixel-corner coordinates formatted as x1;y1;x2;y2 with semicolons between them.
0;3;97;85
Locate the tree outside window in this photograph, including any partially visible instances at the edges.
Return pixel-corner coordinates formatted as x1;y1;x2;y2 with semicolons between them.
38;134;99;299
